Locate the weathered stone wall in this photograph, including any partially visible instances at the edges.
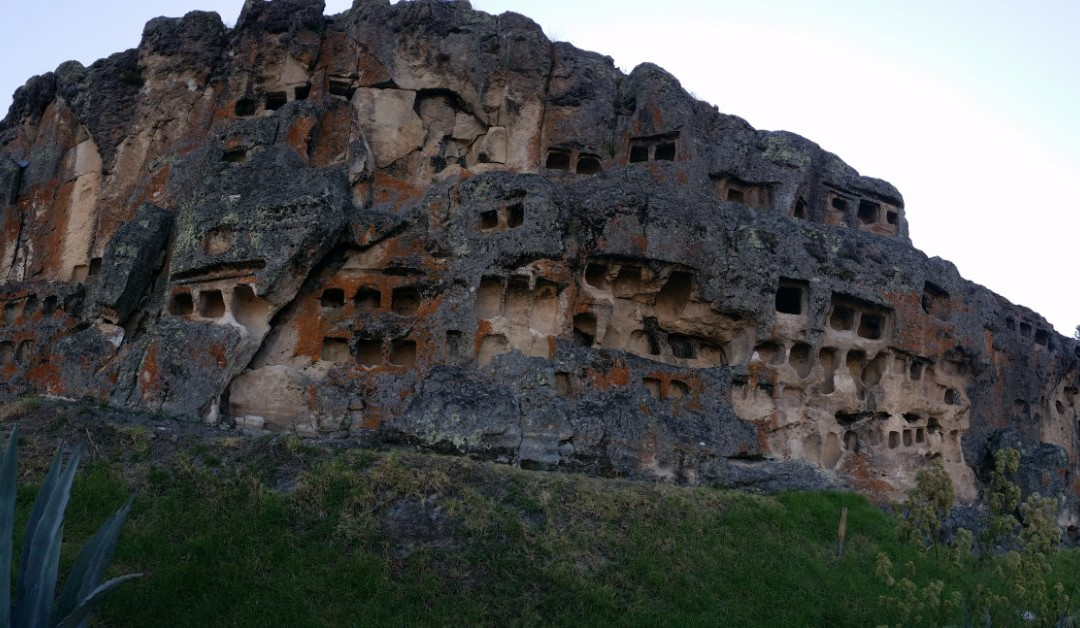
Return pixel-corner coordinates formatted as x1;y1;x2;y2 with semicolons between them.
0;0;1077;531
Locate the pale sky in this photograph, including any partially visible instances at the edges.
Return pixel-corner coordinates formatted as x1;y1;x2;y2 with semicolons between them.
1;1;1077;334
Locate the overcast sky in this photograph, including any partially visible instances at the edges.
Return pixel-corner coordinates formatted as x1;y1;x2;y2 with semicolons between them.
1;1;1077;333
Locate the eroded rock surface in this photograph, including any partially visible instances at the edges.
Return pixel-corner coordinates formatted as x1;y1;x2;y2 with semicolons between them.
1;0;1077;527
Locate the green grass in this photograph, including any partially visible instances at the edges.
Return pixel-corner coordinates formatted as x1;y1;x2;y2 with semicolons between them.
19;445;1071;627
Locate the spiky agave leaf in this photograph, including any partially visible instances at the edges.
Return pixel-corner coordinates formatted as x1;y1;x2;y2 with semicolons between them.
0;425;18;628
55;495;137;624
17;445;63;588
54;573;142;628
13;446;81;628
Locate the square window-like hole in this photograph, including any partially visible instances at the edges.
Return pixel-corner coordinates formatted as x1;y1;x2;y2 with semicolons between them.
265;91;288;111
355;288;381;311
668;334;695;359
793;198;808;219
390;338;417;368
545;150;571;171
726;188;744;203
329;80;355;100
391;286;421;315
356;339;383;367
829;305;855;331
320;288;345;308
506;203;524;228
573;313;596;347
321;337;350;362
857;313;884;340
831;196;849;211
170;292;194;316
199;290;226;318
654;142;676;161
222;148;248;163
886;210;898;225
576;155;601;175
88;257;102;276
857;200;879;224
775;284;804;315
480;209;499;230
294;83;311;100
234;98;256;116
629;145;649;163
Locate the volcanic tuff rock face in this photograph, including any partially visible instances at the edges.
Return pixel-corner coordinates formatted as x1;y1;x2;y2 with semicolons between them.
1;0;1078;524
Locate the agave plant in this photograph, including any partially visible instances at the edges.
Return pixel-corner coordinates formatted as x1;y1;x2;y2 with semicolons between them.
0;425;139;628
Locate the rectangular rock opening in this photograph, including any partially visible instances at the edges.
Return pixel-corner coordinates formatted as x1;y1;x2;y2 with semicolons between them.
555;372;571;396
1035;329;1049;346
857;313;884;340
886;210;899;225
629;145;649;163
354;287;381;311
1019;322;1032;337
170;292;194;316
265;91;288;111
857;200;879;224
222;148;248;163
329;80;355;100
830;195;849;211
654;142;676;161
480;209;499;230
712;174;774;210
921;282;950;319
793;197;807;219
0;342;12;363
643;377;661;399
576;155;601;175
320;288;346;308
506;203;524;228
829;305;855;331
15;340;34;363
573;312;596;347
199;290;226;318
668;333;695;359
391;286;421;315
234;98;257;116
203;227;233;255
232;285;269;332
585;263;608;289
294;83;311;100
356;339;383;367
446;330;464;356
475;277;503;319
390;338;417;368
88;258;102;276
775;280;806;315
1005;317;1016;330
669;380;689;398
321;337;350;362
545;150;571;171
888;431;899;449
42;296;57;316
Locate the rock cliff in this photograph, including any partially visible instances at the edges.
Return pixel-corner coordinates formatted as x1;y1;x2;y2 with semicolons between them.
1;0;1077;530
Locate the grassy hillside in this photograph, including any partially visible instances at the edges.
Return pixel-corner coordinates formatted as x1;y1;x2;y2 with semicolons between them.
2;398;1078;626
